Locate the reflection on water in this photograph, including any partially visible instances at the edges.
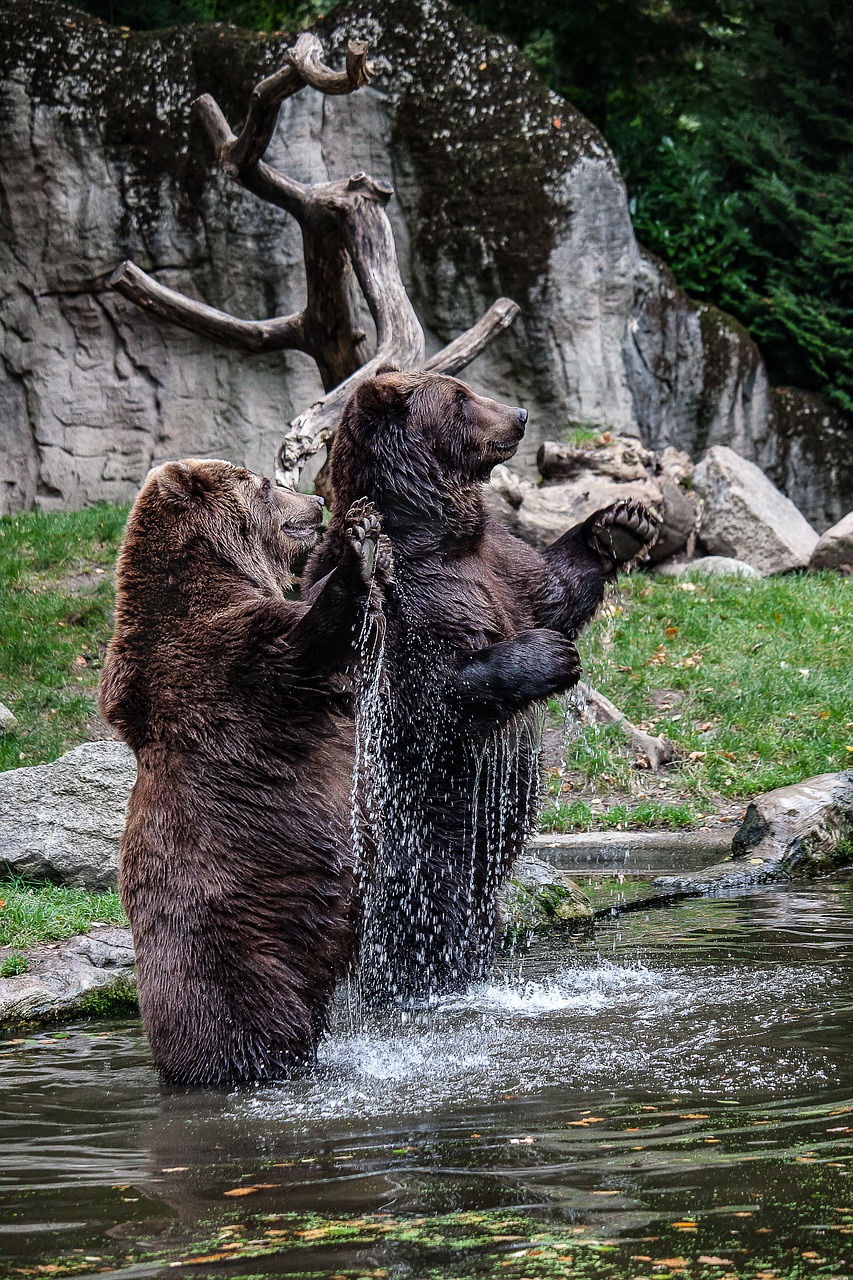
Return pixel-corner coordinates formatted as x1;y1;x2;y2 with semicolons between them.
2;878;853;1278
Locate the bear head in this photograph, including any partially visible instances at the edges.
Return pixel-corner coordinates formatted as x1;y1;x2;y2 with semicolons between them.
124;459;325;597
330;371;528;519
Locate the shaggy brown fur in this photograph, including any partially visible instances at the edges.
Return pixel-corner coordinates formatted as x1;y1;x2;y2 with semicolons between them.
307;373;657;1002
99;459;382;1086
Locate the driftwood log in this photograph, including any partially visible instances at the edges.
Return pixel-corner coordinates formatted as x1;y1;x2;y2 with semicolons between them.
109;32;519;489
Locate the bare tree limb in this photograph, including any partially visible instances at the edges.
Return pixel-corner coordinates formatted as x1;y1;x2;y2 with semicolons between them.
109;261;307;354
206;35;371;177
579;681;676;772
109;31;521;491
424;297;521;375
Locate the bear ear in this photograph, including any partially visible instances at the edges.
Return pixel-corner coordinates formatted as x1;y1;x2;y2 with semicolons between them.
374;361;401;377
154;460;216;505
347;370;408;423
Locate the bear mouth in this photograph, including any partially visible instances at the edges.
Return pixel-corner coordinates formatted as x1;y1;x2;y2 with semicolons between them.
281;522;321;540
489;437;521;457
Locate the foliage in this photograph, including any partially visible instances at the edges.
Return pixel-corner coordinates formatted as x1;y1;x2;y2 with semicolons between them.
562;571;853;805
461;0;853;412
71;0;325;32
0;878;127;948
0;504;128;773
0;951;29;977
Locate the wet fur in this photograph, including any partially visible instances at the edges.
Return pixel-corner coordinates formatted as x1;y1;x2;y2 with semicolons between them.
99;460;378;1086
307;373;655;1000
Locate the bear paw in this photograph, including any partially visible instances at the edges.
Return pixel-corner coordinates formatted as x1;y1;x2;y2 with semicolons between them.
377;533;395;587
344;498;382;584
588;499;660;564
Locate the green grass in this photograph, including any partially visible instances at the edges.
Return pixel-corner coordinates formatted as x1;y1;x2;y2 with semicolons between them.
0;951;29;977
558;570;853;806
539;797;698;833
0;878;128;948
0;504;129;771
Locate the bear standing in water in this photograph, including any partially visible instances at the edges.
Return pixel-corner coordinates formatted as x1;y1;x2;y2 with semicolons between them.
306;372;658;1002
99;459;383;1086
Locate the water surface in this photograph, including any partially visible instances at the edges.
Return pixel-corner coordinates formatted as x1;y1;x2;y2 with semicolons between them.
2;878;852;1279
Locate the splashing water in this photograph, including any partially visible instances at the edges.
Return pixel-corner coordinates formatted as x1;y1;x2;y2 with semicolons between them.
349;606;549;1012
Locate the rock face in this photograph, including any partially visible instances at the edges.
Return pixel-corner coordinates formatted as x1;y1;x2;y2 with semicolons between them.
0;741;135;890
1;0;849;523
810;511;853;571
694;445;819;574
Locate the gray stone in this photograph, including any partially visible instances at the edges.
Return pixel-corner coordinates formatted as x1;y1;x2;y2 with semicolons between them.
648;476;700;562
810;511;853;571
656;555;761;579
0;741;135;890
0;926;135;1026
730;772;853;877
694;445;819;573
0;702;17;734
496;475;664;552
1;0;849;524
499;856;593;933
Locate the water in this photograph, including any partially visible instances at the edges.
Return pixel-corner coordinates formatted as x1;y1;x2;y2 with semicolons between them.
3;877;853;1278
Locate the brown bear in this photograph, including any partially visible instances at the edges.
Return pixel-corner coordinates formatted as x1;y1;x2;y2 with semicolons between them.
99;458;383;1086
306;372;657;1003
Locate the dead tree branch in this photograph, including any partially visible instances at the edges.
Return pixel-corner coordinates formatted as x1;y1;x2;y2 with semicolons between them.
108;32;519;490
579;682;677;772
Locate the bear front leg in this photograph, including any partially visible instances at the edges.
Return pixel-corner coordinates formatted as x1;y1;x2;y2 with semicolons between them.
538;499;659;637
288;500;385;673
455;628;581;724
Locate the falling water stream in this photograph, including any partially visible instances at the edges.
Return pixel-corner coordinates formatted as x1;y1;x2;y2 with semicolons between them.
3;877;853;1279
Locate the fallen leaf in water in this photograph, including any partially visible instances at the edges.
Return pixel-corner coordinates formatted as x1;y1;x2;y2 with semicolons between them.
680;1114;709;1120
698;1258;733;1266
223;1186;260;1196
654;1259;687;1269
180;1255;233;1265
161;1166;188;1173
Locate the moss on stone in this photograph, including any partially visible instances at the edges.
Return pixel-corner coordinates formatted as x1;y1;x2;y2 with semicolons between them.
78;974;138;1016
324;0;612;301
696;300;762;438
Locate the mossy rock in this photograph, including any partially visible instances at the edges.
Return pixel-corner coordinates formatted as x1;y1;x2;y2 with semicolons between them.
499;855;593;936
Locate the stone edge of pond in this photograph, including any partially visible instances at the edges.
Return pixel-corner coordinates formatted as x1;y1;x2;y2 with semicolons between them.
0;926;137;1030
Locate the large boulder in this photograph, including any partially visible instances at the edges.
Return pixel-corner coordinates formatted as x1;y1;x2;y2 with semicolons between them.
0;741;135;890
809;511;853;571
730;772;853;878
0;702;17;734
0;926;136;1026
694;445;819;573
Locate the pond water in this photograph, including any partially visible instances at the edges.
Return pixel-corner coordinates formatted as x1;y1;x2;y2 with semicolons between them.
2;878;853;1280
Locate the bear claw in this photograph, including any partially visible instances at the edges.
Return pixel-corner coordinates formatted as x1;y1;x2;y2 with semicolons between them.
589;499;660;564
344;498;382;583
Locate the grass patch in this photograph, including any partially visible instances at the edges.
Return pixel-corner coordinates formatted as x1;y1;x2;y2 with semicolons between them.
539;797;697;833
0;504;129;772
558;570;853;805
0;878;128;948
0;951;29;977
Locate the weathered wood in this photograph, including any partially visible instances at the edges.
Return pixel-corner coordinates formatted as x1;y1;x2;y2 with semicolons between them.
579;681;676;772
423;297;521;375
109;32;520;489
109;262;307;354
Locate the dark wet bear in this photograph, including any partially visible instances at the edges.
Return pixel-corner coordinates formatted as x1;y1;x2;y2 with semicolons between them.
306;373;657;1002
99;459;382;1086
